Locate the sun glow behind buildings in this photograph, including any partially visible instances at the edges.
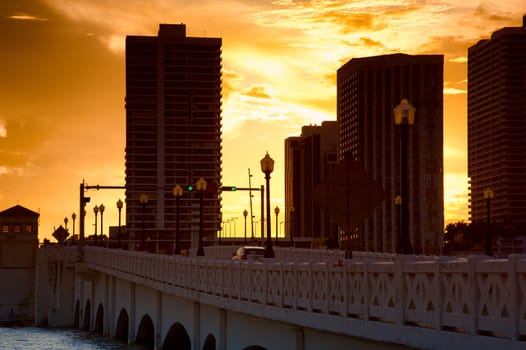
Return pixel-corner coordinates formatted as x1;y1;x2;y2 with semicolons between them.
1;1;526;240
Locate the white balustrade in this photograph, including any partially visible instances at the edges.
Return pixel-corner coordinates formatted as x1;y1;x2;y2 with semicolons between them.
76;246;526;342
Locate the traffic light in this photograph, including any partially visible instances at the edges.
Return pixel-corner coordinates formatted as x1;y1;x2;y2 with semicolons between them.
221;186;237;191
186;185;194;191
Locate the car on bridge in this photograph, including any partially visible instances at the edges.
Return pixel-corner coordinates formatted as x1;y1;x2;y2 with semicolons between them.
232;246;265;261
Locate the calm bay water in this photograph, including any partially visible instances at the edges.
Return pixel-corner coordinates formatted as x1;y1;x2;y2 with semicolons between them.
0;327;146;349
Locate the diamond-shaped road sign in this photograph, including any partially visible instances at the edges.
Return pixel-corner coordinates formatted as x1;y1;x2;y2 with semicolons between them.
52;225;70;244
312;157;386;231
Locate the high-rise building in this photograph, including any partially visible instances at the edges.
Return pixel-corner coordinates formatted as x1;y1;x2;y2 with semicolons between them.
285;122;339;246
337;53;444;254
468;16;526;235
125;24;222;251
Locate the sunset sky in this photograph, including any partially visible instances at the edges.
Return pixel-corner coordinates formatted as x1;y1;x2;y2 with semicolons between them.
1;1;525;242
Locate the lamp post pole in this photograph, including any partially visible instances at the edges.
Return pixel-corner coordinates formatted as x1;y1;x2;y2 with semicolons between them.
196;177;207;256
394;195;402;254
116;199;123;248
274;206;279;245
290;206;295;247
261;152;275;258
393;99;415;255
401;122;410;253
93;205;99;245
484;187;494;256
219;221;222;244
99;204;105;246
71;212;76;245
243;209;248;244
173;185;183;255
140;193;148;251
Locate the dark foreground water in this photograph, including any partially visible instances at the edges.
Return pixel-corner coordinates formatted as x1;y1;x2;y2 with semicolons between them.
0;327;147;349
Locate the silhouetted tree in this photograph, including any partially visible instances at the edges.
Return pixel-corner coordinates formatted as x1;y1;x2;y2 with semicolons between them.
444;221;469;244
444;221;484;252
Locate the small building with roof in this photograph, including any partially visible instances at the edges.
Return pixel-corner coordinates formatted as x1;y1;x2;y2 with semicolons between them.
0;204;39;324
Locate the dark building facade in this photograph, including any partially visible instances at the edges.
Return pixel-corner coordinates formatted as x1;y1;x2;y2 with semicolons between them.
285;122;339;245
0;205;39;324
468;16;526;235
337;54;444;254
125;24;222;251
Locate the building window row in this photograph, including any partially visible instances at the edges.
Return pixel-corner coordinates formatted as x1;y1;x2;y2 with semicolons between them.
2;224;33;233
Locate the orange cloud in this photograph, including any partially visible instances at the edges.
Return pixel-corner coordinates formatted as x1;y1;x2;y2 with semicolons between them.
243;86;272;99
473;5;515;23
9;13;48;21
359;37;385;49
0;121;6;138
449;57;467;63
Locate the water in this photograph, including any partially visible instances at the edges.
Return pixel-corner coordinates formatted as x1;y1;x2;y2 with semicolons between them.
0;327;146;349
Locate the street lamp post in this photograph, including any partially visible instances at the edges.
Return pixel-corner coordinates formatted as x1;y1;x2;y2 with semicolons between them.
63;217;69;243
93;205;99;244
290;206;295;247
71;212;76;245
99;204;105;246
484;187;494;256
243;209;248;244
116;199;123;248
196;177;207;256
274;206;279;245
173;184;183;255
393;98;415;255
260;152;275;258
394;195;402;254
140;193;148;251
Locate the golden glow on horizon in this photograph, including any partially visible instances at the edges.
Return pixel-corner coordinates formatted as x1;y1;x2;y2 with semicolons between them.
1;1;525;241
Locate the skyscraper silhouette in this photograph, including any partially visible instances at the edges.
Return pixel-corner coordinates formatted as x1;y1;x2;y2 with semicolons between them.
285;122;339;245
468;15;526;236
337;54;444;254
125;24;222;251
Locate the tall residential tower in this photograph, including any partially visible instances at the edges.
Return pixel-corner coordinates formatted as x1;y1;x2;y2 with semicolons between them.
337;54;444;254
285;122;339;245
125;24;222;250
468;16;526;235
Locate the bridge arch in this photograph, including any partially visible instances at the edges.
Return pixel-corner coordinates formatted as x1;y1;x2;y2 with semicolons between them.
162;322;191;350
82;299;91;330
202;334;216;350
94;303;104;335
73;300;80;329
136;314;155;349
114;308;129;343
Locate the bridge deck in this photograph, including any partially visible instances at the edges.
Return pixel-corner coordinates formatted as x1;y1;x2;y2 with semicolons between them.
69;246;526;349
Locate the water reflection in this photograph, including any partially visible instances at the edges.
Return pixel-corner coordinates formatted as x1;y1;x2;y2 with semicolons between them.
0;327;147;349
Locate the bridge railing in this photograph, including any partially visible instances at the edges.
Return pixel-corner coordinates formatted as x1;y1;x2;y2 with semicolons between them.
82;247;526;341
196;245;435;263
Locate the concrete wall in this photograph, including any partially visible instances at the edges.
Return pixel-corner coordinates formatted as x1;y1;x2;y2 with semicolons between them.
0;269;34;323
34;246;77;327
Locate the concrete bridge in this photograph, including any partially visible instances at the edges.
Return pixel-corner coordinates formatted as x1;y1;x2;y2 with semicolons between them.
35;245;526;349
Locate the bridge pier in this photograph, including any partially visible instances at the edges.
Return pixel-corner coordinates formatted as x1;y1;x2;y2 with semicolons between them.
34;247;77;327
193;302;200;350
156;291;162;350
129;282;135;344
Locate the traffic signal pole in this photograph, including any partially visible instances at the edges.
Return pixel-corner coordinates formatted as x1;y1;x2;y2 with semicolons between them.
79;182;125;251
221;185;264;245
